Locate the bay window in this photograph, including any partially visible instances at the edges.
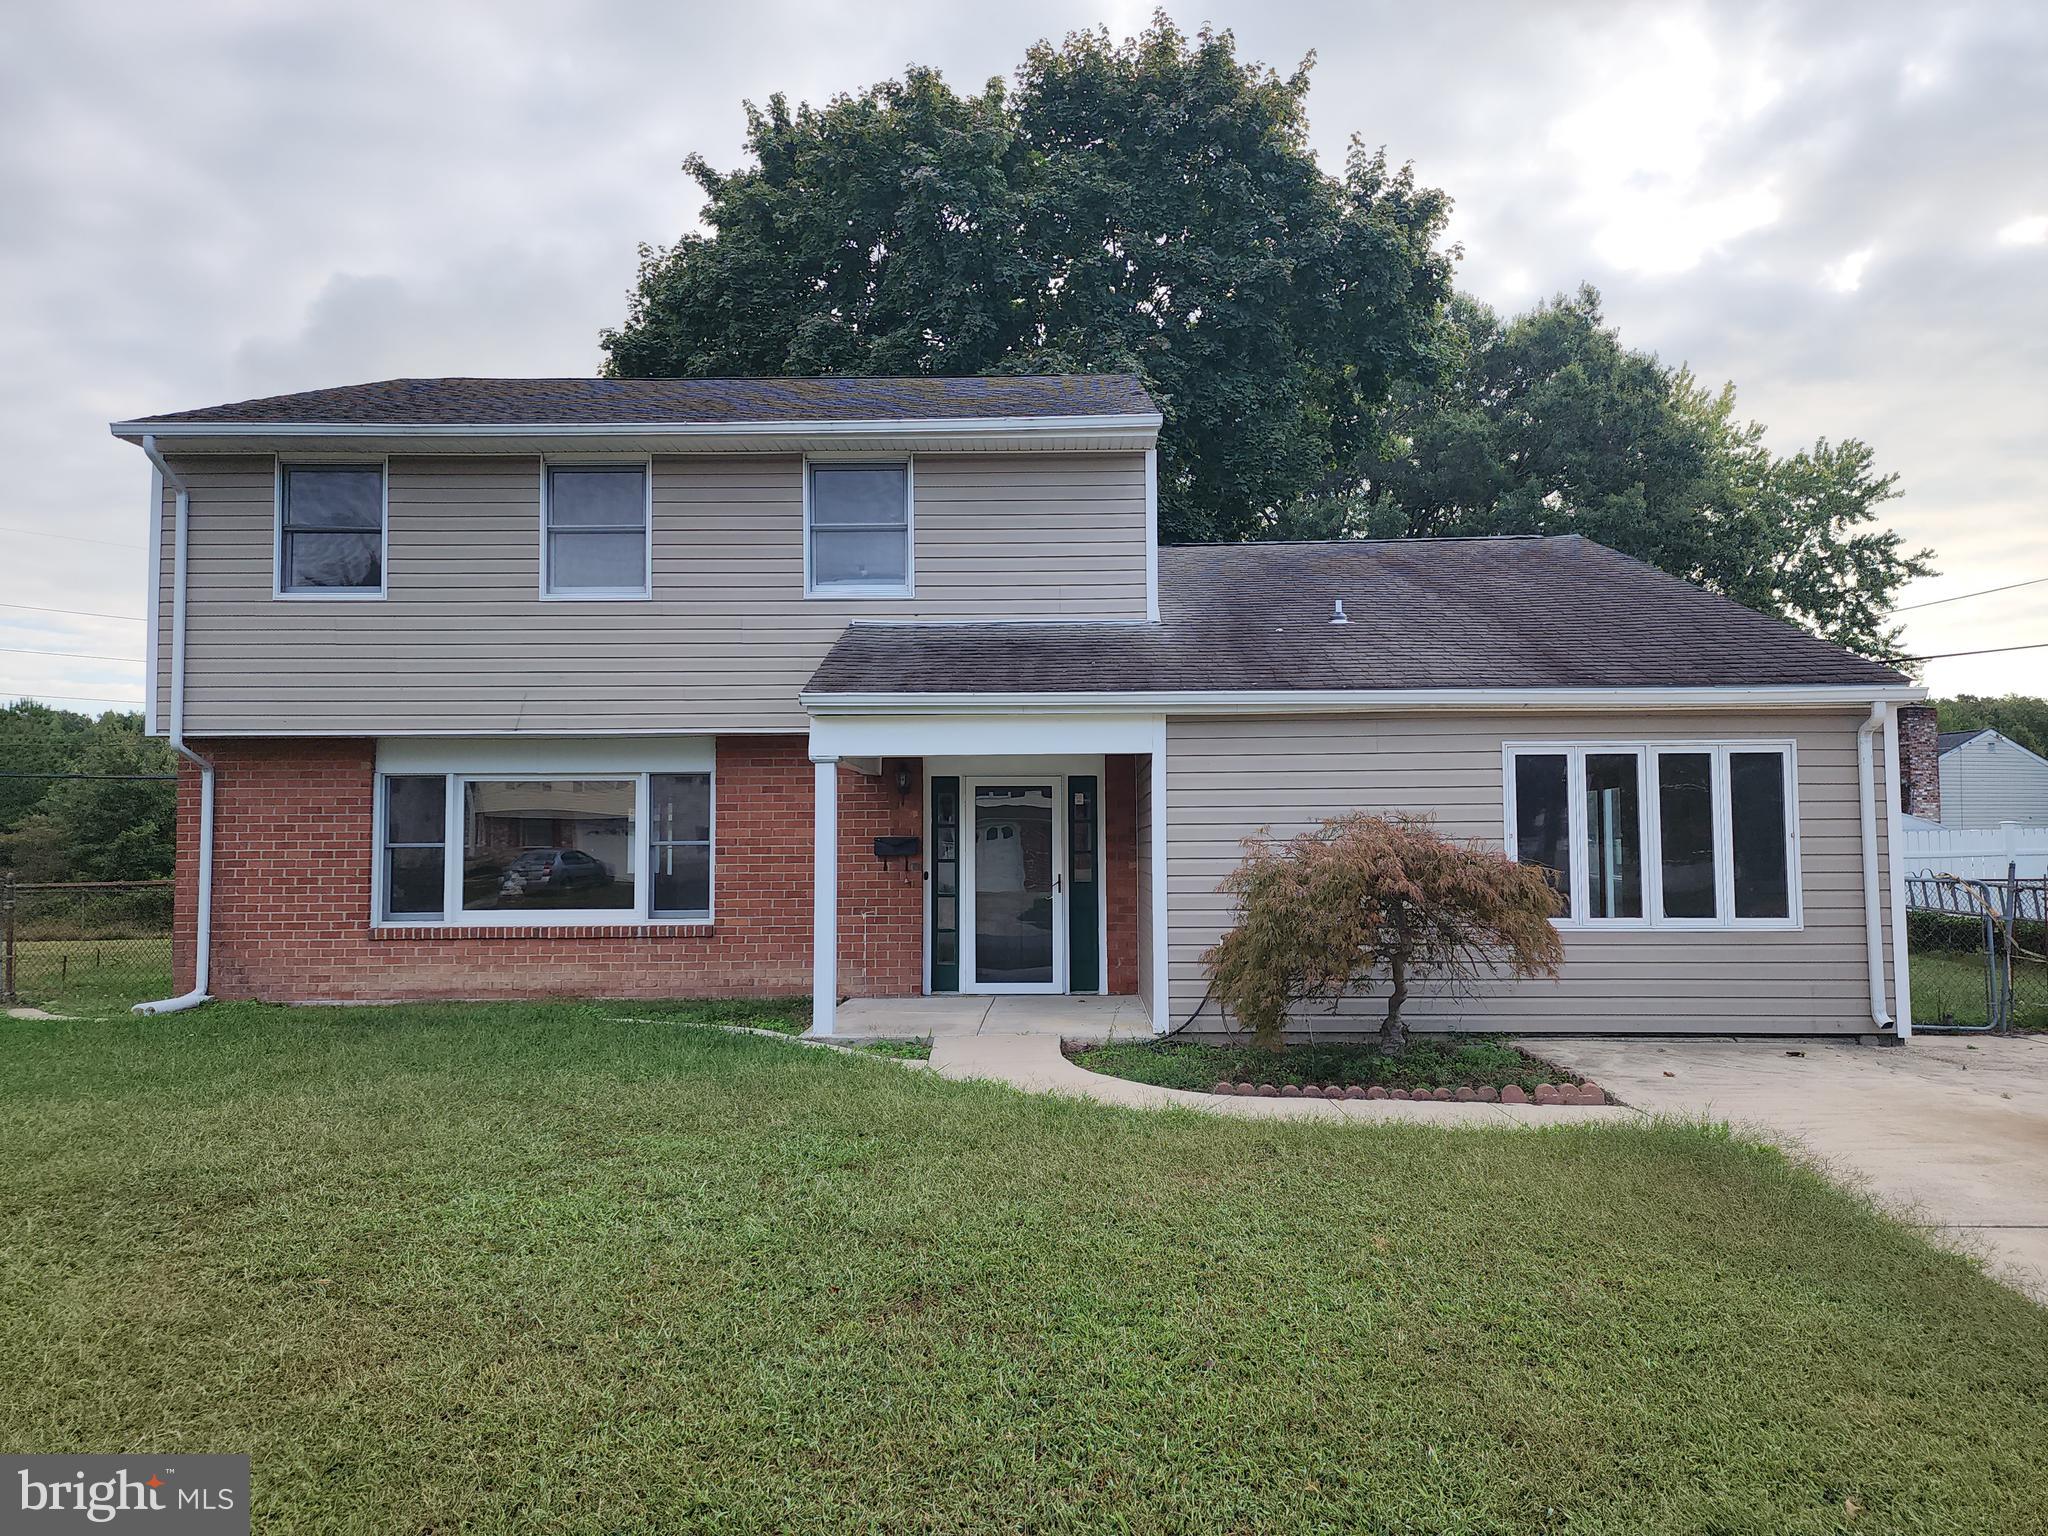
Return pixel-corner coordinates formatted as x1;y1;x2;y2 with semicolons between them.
1503;742;1798;929
374;767;712;923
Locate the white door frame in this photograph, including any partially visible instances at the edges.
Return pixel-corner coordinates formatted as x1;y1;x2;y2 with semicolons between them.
960;774;1068;995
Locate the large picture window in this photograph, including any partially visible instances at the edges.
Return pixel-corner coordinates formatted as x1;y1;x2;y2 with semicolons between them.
279;463;385;595
373;767;713;924
807;461;911;594
1504;742;1798;929
544;464;650;597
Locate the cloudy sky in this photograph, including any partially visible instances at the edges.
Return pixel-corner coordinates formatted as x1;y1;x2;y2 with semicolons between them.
3;0;2043;714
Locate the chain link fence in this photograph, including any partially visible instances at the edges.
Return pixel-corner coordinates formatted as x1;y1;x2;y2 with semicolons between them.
2;877;173;1012
1906;870;2047;1032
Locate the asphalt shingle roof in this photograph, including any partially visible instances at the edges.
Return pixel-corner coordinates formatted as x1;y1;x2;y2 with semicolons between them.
1937;729;1989;754
127;375;1158;427
806;536;1911;695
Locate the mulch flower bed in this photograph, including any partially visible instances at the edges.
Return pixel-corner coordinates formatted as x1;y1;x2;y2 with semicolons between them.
1210;1079;1610;1105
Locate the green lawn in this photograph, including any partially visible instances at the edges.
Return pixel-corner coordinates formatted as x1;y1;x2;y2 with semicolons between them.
3;1005;2044;1533
1911;949;2048;1030
6;935;170;1016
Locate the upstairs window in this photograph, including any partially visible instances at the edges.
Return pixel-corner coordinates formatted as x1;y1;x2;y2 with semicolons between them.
279;463;384;595
807;462;911;595
545;464;650;597
1504;742;1799;929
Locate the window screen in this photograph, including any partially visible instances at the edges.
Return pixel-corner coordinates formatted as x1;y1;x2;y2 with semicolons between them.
547;466;648;594
809;463;909;590
281;465;383;592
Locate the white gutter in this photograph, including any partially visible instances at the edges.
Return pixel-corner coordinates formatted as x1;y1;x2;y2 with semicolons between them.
802;683;1930;717
133;434;214;1015
1856;701;1891;1031
108;412;1162;443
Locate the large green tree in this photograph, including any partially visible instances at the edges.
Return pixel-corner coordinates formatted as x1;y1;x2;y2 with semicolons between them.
0;703;175;883
602;15;1455;543
1279;286;1932;659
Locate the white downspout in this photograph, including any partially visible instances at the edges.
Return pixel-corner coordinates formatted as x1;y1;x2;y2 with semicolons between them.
134;433;215;1015
1882;704;1913;1040
1856;701;1891;1031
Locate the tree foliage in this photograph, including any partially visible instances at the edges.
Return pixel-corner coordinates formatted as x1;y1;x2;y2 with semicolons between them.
0;703;175;883
1274;286;1933;660
1204;814;1565;1051
601;13;1455;543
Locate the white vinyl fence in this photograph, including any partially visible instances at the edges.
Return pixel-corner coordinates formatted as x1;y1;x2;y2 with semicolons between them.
1898;819;2048;882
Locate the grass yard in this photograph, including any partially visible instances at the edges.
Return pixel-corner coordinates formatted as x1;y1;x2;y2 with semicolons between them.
1071;1034;1556;1094
3;1005;2045;1534
1911;949;2048;1031
6;935;170;1016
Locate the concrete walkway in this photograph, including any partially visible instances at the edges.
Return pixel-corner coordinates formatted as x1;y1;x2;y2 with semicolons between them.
926;1031;1631;1125
833;993;1152;1041
1531;1034;2048;1303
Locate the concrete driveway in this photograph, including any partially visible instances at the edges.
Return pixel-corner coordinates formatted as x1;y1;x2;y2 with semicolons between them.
1527;1034;2048;1303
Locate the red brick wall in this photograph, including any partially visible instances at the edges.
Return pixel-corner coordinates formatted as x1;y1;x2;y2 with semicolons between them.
173;738;1133;1003
1103;754;1140;994
1897;703;1940;820
176;737;928;1003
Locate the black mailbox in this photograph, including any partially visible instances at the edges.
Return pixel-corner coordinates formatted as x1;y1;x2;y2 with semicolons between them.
873;835;921;863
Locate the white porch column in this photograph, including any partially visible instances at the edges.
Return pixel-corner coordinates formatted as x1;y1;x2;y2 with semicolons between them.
1149;728;1170;1034
812;754;840;1037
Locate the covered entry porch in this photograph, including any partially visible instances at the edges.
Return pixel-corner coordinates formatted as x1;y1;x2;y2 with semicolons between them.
806;709;1168;1036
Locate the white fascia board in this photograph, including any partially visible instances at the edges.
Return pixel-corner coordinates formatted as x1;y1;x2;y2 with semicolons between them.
801;683;1930;718
109;413;1162;444
809;712;1166;758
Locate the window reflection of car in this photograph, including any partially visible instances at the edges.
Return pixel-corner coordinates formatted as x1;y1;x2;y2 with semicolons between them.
498;849;611;897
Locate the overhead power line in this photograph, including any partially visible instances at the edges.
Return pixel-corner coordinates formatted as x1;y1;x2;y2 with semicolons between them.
0;523;143;550
0;690;146;708
0;599;145;622
1896;575;2048;612
0;643;143;665
1903;640;2048;662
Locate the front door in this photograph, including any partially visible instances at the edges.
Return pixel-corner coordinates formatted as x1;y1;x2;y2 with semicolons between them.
964;780;1064;992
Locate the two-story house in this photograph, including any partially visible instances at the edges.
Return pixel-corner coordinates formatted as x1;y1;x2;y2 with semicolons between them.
113;374;1926;1037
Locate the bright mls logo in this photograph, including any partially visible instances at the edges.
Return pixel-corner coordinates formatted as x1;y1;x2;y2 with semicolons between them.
4;1456;249;1533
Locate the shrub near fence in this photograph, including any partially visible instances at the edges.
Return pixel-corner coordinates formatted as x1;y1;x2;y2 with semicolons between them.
1;877;173;1011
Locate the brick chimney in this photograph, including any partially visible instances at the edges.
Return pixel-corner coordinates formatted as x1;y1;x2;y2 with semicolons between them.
1897;704;1940;820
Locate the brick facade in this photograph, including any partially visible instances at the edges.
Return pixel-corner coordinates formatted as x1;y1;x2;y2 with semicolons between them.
174;736;1138;1004
1897;703;1940;820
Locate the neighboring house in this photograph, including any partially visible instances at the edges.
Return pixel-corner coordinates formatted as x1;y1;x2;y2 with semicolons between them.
112;374;1926;1038
1936;729;2048;828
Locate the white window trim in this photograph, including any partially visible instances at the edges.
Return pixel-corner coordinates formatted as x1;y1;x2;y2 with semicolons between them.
1502;739;1803;933
372;766;714;927
538;455;654;601
803;454;915;599
273;455;390;601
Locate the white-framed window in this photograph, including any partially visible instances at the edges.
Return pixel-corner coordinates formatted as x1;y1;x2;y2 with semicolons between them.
276;460;387;597
373;768;713;925
1503;741;1800;930
805;459;912;596
542;461;651;598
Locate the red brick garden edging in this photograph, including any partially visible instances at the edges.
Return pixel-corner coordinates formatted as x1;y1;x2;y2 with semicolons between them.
1209;1080;1610;1106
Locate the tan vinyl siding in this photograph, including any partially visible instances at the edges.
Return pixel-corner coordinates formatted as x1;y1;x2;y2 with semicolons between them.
156;450;1150;734
1164;711;1899;1036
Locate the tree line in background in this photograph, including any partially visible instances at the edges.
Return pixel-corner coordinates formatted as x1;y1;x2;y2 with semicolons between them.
0;702;176;884
1937;696;2048;760
603;13;1930;661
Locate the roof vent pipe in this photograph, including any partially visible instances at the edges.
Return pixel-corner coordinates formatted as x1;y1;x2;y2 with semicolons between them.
1329;600;1351;626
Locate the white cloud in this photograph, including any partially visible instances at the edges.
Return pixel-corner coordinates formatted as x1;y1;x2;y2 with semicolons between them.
1821;246;1876;293
1996;214;2048;247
